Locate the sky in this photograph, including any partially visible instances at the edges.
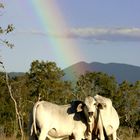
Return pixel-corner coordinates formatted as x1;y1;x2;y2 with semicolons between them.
1;0;140;72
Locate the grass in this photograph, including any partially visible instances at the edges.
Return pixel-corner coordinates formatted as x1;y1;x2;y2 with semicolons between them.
0;136;140;140
0;136;28;140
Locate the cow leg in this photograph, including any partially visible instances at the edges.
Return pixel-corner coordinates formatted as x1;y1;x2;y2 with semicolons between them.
112;131;116;140
74;135;82;140
39;128;48;140
98;124;105;140
99;130;105;140
72;133;83;140
97;116;105;140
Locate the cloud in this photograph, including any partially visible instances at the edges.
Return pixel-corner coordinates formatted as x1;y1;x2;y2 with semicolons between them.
15;27;140;42
70;27;140;42
15;29;47;36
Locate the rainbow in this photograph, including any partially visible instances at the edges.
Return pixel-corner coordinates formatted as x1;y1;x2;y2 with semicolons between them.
29;0;83;68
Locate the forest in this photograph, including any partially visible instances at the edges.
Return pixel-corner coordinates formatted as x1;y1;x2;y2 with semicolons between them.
0;60;140;140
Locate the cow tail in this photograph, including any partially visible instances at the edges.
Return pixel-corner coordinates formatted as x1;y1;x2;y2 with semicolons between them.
33;101;41;135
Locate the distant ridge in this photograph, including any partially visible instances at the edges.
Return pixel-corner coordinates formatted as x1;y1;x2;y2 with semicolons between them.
6;62;140;83
9;72;25;78
63;61;140;83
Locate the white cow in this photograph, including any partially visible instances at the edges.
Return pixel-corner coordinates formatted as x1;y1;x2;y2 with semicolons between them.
78;95;120;140
29;100;91;140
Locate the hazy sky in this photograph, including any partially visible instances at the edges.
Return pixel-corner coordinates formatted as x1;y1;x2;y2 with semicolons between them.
1;0;140;72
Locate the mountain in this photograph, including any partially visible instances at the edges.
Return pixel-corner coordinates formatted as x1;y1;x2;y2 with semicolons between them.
9;72;25;78
63;61;140;83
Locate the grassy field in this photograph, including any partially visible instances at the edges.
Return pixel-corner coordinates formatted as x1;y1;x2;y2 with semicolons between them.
0;128;140;140
0;136;140;140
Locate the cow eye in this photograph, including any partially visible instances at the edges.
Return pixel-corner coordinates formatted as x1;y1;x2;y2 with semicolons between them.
94;103;96;106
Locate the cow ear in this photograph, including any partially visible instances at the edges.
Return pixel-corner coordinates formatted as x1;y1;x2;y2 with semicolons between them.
98;103;106;109
77;103;83;112
98;103;103;109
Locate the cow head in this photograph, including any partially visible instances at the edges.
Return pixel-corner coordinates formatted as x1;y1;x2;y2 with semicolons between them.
76;96;107;128
84;96;97;123
83;96;106;123
76;96;96;123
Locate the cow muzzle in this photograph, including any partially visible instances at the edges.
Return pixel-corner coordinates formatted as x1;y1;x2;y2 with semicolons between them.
88;112;93;117
87;112;94;123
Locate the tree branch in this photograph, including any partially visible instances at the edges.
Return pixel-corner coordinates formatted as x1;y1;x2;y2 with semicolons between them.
1;64;24;140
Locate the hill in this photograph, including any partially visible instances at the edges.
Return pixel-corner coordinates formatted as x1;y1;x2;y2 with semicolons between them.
63;61;140;83
9;72;25;78
6;62;140;83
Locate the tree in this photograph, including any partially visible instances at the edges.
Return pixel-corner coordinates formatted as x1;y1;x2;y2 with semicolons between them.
0;3;14;49
75;71;118;100
115;80;140;138
0;3;25;139
0;72;15;136
27;60;73;104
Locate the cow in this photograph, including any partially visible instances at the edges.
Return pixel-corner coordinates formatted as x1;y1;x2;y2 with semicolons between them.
77;95;120;140
29;100;92;140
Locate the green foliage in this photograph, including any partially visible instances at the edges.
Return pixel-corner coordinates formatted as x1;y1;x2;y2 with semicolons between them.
0;3;14;48
75;71;118;100
0;72;15;136
26;60;72;103
0;3;4;8
0;61;140;137
75;71;140;136
115;81;140;132
0;24;14;48
0;2;15;136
